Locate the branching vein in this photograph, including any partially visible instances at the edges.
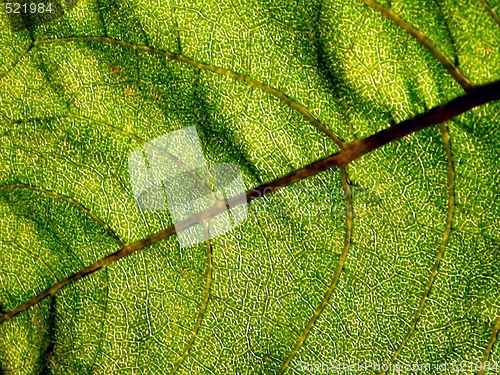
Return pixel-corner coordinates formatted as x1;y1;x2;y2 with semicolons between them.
362;0;474;93
0;183;124;245
478;0;500;28
170;222;213;374
277;166;353;374
1;79;498;324
379;121;455;374
27;36;345;148
477;316;500;375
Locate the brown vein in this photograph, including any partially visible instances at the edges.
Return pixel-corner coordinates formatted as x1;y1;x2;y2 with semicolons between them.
380;121;455;374
1;79;499;324
277;165;353;374
31;36;345;148
0;183;124;245
478;0;500;28
477;316;500;375
362;0;474;93
170;222;213;374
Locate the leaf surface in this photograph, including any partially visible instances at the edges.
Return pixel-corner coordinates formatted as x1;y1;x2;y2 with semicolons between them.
0;0;499;374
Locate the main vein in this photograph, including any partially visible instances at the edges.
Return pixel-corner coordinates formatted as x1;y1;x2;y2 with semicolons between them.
1;79;499;324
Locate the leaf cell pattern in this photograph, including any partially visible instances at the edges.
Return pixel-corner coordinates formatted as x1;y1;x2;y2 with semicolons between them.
0;0;499;374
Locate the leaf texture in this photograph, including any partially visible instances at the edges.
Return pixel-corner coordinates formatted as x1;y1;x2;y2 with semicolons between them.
0;0;499;374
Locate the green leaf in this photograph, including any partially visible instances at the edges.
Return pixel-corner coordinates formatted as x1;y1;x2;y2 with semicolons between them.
1;0;500;374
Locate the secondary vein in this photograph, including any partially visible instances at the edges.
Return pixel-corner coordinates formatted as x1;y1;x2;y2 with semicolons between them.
32;36;346;148
1;79;499;324
362;0;473;93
